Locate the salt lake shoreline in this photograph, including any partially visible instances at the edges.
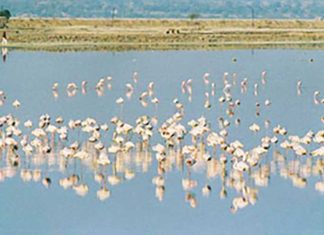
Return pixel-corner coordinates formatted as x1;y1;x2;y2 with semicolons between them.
3;18;324;51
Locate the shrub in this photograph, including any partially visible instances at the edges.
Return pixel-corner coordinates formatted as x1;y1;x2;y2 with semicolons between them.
188;13;200;21
0;9;11;20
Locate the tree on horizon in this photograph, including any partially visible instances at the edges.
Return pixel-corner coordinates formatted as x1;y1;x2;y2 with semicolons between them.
0;9;11;20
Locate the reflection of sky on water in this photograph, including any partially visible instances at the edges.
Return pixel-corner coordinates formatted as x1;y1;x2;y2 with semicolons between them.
0;50;324;235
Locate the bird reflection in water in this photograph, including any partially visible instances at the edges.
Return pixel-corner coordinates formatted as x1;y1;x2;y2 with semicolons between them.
2;47;8;62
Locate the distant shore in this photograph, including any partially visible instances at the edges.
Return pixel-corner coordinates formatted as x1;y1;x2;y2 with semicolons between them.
3;18;324;51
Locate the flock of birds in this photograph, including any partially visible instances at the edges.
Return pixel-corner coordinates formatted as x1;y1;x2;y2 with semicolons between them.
0;69;324;213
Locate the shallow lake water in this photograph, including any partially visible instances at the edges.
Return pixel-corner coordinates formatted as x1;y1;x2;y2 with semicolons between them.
0;49;324;235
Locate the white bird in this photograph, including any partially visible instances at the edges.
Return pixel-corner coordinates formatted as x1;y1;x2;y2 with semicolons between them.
314;91;320;104
24;120;33;128
265;99;271;106
240;78;248;93
211;83;215;96
126;83;134;99
151;97;159;105
52;82;58;91
67;83;77;90
148;82;154;96
133;72;139;83
12;100;21;109
261;71;267;85
202;185;212;197
254;83;258;96
97;187;111;201
181;81;186;93
249;123;260;133
297;81;302;95
233;157;249;172
81;81;87;94
203;73;210;85
116;97;124;105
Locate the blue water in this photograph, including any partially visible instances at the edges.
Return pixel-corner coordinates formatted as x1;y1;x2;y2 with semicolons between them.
0;49;323;235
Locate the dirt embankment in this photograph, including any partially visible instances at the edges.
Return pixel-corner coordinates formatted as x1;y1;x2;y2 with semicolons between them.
3;18;324;51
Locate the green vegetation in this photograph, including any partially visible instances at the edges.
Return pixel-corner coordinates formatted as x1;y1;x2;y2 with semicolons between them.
0;9;10;28
188;13;200;21
0;9;11;20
